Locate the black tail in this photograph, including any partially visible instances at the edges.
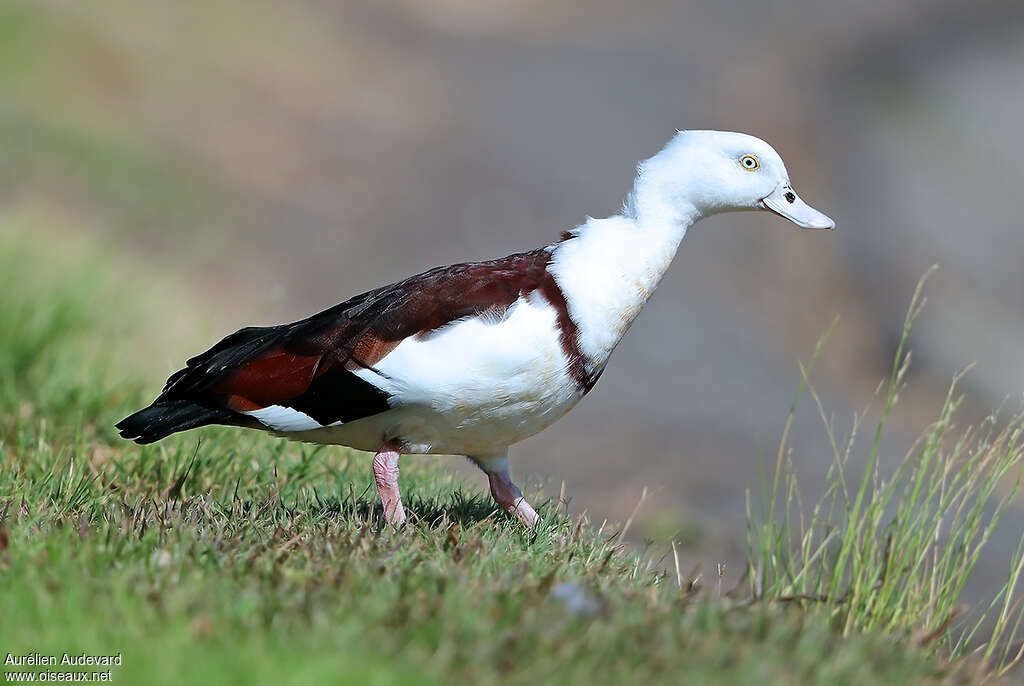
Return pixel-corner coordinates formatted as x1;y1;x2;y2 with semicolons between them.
116;400;237;444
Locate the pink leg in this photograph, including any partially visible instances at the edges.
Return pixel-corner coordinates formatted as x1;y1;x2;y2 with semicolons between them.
485;465;539;529
372;443;406;525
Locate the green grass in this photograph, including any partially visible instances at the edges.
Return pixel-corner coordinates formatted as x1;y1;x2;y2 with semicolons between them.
1;229;1021;684
748;274;1024;677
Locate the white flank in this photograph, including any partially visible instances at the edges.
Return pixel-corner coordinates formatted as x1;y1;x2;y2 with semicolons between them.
244;405;326;432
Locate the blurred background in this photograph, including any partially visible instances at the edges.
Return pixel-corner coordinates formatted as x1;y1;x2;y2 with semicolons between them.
3;0;1023;586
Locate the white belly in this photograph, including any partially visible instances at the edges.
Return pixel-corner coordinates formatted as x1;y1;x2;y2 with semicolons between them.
281;292;584;456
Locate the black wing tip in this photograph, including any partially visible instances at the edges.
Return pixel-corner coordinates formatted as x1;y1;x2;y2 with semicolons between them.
115;408;166;444
115;400;232;445
114;417;159;444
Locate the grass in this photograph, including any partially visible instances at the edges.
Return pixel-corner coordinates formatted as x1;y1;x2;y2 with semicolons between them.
749;273;1024;677
1;227;1022;684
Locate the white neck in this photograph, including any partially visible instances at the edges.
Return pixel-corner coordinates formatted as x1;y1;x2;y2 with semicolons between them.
549;181;699;371
623;170;701;230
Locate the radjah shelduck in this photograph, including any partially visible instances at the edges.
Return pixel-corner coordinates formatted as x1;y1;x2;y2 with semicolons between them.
118;130;834;528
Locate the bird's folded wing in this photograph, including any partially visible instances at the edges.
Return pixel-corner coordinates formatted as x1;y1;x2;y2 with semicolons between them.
153;247;557;429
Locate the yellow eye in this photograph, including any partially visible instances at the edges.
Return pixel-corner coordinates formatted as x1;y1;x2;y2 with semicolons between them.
740;154;760;171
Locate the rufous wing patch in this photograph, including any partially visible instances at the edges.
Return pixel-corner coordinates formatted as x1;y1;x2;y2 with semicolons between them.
212;349;321;407
349;332;402;368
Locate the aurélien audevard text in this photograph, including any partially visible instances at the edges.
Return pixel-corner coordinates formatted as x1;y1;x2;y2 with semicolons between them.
5;653;123;667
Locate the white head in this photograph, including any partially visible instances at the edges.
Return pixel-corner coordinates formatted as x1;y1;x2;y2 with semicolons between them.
626;130;834;230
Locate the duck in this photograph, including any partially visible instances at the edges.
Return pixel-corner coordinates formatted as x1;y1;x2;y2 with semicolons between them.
117;130;834;529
